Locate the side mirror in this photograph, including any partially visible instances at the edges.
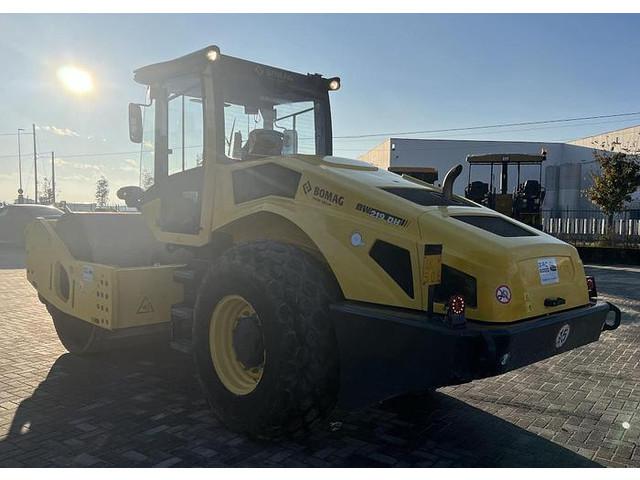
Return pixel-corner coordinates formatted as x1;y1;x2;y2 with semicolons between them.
128;103;143;144
282;129;298;155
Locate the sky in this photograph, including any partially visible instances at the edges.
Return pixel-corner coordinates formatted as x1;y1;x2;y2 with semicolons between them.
1;13;640;203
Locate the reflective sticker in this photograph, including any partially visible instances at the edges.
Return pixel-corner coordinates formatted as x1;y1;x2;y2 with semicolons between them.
350;232;364;247
496;285;511;304
555;324;571;348
538;257;559;285
81;265;94;283
423;244;443;286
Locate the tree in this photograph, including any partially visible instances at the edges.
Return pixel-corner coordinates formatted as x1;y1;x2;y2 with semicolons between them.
95;176;110;208
39;177;55;205
585;150;640;242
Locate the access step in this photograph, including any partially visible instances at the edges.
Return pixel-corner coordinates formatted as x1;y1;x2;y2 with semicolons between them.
169;303;194;354
173;269;196;284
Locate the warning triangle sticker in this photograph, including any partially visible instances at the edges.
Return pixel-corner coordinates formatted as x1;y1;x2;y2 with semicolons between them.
136;296;154;314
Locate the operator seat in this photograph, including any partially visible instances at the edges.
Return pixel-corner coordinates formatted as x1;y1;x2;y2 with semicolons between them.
514;180;545;213
241;129;284;161
523;179;541;197
465;181;489;205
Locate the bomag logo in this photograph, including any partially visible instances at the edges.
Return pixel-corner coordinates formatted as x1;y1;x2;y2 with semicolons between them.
302;181;344;207
355;202;409;227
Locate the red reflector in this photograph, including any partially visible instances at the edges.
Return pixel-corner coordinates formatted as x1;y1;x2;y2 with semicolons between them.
448;294;465;315
586;275;597;298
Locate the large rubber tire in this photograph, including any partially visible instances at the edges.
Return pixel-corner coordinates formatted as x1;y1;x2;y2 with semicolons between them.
47;304;107;354
193;241;340;439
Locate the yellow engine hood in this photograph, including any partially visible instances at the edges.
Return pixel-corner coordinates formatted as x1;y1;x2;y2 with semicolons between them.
417;208;590;323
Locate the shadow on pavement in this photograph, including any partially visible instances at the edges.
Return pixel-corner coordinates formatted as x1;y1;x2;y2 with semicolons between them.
374;393;599;467
0;345;600;467
0;245;25;269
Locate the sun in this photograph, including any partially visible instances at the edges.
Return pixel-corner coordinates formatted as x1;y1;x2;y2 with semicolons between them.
57;65;94;94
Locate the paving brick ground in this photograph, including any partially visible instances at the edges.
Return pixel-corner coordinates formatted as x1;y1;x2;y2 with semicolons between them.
0;244;638;467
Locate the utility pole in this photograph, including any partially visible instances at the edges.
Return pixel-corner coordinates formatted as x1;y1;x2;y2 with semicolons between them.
181;95;185;171
51;151;56;204
17;128;24;203
32;123;38;204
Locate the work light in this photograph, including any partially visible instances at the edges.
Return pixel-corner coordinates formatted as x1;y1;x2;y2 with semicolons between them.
328;78;341;91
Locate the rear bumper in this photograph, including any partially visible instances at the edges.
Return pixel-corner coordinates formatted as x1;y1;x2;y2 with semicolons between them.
331;300;620;408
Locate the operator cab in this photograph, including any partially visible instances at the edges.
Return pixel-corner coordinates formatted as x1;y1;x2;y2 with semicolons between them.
125;46;339;235
465;152;546;230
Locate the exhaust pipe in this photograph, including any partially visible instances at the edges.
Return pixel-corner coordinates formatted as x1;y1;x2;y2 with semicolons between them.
442;164;463;199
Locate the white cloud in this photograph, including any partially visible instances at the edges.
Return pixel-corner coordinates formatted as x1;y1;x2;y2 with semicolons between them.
55;157;103;173
61;173;98;183
121;159;139;173
36;125;80;137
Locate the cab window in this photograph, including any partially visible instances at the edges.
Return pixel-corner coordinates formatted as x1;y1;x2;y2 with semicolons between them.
223;100;316;160
168;94;204;175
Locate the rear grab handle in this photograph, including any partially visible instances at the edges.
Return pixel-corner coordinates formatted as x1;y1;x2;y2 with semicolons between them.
603;302;621;331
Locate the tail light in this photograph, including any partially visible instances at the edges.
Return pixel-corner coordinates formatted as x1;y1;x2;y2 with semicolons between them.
586;276;597;299
447;294;466;327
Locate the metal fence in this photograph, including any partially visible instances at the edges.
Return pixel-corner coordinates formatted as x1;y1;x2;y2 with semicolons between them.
62;202;137;213
542;209;640;246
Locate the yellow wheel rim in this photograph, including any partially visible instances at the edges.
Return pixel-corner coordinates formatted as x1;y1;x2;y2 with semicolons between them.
209;295;265;395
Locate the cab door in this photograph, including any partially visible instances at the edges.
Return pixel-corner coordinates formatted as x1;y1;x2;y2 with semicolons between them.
151;79;206;235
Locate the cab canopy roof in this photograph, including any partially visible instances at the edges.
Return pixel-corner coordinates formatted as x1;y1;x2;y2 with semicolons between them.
466;153;547;165
133;45;337;104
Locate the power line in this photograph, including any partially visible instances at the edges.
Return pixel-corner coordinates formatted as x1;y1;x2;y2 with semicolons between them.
333;110;640;140
0;149;150;160
333;117;640;152
2;110;640;163
333;115;640;145
0;131;33;136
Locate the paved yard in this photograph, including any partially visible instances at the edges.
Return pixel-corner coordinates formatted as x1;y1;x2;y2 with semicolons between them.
0;244;638;467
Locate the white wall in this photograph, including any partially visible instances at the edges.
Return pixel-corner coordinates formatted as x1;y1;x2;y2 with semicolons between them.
390;138;565;196
359;128;640;210
358;138;600;209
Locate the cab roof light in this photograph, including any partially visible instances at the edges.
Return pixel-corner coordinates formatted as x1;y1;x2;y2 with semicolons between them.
328;77;341;91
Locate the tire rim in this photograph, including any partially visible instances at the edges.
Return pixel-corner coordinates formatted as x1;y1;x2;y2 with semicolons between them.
209;295;265;395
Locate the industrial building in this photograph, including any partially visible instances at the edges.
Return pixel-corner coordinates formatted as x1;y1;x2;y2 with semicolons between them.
359;126;640;212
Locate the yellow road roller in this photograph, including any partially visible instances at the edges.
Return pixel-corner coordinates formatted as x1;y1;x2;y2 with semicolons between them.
25;45;620;439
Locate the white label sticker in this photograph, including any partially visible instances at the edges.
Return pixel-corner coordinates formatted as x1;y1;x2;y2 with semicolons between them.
82;265;94;283
537;257;559;285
